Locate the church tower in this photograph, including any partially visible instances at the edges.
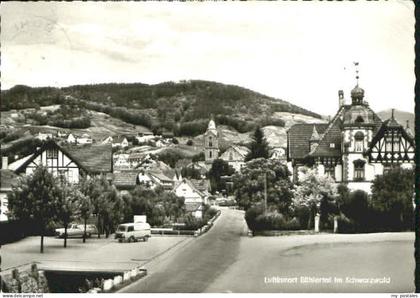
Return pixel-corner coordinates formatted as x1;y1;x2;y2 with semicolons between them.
204;117;219;164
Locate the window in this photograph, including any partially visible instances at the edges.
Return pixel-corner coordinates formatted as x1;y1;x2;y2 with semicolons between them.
385;135;393;152
325;166;335;179
393;135;400;152
209;136;213;147
127;226;134;232
329;143;335;149
353;160;365;181
47;148;58;159
354;132;364;152
209;151;212;159
58;169;68;183
229;152;233;161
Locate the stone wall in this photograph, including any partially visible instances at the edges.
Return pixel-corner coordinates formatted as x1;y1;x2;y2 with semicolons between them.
1;264;49;293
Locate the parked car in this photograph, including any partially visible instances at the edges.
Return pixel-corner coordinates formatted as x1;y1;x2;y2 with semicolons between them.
115;222;151;243
55;223;98;238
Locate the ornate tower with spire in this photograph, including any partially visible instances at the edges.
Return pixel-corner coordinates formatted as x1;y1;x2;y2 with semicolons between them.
204;117;219;164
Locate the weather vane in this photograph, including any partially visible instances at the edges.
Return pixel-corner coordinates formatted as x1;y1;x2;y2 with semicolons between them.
353;61;360;86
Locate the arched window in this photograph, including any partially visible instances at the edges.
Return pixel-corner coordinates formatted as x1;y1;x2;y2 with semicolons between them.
354;132;364;152
209;136;213;147
209;151;212;159
353;159;366;181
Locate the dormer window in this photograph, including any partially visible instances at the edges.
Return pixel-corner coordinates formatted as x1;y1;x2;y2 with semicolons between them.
355;116;364;123
329;143;335;149
354;132;364;152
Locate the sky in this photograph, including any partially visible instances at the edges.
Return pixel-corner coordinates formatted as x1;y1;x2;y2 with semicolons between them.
1;1;415;116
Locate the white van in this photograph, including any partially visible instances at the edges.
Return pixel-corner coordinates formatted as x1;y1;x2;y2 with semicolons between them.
115;222;151;242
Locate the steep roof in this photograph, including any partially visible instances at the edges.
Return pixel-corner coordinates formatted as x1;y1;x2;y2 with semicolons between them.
309;116;343;157
63;144;113;173
287;123;329;159
13;141;112;174
113;170;139;189
173;179;205;198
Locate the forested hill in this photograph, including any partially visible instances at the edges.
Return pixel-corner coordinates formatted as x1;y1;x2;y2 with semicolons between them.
1;80;322;136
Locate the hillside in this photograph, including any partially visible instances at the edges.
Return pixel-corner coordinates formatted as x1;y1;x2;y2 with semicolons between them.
377;109;414;131
1;80;322;137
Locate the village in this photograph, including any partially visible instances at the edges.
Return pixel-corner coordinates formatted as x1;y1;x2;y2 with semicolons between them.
0;0;416;294
0;79;416;293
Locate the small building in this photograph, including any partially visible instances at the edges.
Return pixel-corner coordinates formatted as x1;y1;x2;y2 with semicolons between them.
77;133;93;145
219;145;250;172
173;179;207;218
102;136;113;145
36;132;53;141
113;136;129;148
67;133;76;144
270;147;286;160
113;153;131;169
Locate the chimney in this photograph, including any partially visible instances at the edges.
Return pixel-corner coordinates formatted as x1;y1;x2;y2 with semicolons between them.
338;90;344;108
2;156;8;170
391;108;395;119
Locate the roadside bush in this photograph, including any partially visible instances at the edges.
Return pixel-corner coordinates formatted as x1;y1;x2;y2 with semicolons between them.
182;214;205;230
245;205;301;231
294;205;311;229
336;213;356;234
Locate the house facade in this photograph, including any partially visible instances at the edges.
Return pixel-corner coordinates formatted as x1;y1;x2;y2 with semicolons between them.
173;179;207;218
0;167;19;222
219;145;250;172
287;85;415;193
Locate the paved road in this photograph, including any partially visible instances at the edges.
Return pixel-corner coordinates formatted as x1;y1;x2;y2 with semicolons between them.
121;208;415;293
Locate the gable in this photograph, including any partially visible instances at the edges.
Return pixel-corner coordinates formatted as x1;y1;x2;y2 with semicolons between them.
366;121;415;163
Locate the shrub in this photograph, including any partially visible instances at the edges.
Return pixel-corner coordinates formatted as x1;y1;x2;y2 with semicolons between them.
336;213;356;234
245;205;301;231
186;139;193;146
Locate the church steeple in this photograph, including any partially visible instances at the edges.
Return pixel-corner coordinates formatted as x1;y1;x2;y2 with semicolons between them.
204;117;219;164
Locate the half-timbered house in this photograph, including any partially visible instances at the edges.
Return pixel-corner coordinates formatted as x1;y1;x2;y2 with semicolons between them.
12;140;113;184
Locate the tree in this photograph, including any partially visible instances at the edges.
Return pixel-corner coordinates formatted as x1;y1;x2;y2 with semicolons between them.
292;167;338;229
371;167;414;230
79;175;110;238
7;166;61;253
56;182;81;248
340;190;370;232
233;158;293;213
75;189;92;243
208;159;235;194
245;127;269;161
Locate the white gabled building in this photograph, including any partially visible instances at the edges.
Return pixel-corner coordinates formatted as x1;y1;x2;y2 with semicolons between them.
219;145;250;172
173;179;207;219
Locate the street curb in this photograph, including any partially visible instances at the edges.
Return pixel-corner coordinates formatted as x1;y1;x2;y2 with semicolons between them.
87;266;147;293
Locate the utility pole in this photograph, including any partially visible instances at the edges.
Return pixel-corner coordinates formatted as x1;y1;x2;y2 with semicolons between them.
264;172;267;215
